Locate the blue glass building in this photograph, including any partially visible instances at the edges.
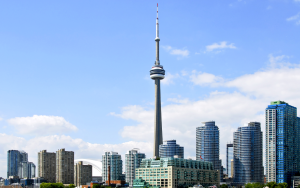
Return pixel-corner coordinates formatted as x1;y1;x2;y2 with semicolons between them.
266;101;300;185
7;150;28;178
196;121;221;181
102;151;123;182
233;122;264;185
159;140;184;158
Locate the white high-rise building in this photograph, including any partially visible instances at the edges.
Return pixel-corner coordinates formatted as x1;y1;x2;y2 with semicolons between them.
21;162;36;178
125;149;145;186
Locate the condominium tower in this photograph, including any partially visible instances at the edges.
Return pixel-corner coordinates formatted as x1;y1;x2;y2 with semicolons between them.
56;148;74;184
102;151;123;183
150;4;165;158
21;161;36;178
38;150;56;183
159;140;184;158
233;122;264;185
266;101;300;185
226;144;233;178
74;161;92;187
196;121;221;181
125;149;146;186
7;150;28;178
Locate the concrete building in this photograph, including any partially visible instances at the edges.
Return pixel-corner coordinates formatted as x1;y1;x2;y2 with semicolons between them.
56;148;74;184
74;161;92;187
21;162;36;178
266;101;300;185
226;144;233;178
196;121;222;181
125;149;146;186
159;140;184;159
38;150;56;183
150;4;166;159
135;157;219;188
102;151;123;183
233;122;264;185
7;150;28;178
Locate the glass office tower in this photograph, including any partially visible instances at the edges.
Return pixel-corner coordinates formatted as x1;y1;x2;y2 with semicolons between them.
7;150;28;178
226;144;233;178
196;121;221;181
159;140;184;158
125;149;146;186
233;122;264;185
266;101;300;185
102;151;123;183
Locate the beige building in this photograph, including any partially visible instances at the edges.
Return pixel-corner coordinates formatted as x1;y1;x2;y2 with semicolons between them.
74;161;92;187
56;148;74;184
38;150;56;183
135;158;219;188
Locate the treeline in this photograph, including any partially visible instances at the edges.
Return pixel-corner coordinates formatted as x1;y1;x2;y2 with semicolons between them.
40;183;75;188
221;182;294;188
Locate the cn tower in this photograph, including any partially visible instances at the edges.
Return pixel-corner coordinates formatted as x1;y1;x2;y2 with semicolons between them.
150;3;165;159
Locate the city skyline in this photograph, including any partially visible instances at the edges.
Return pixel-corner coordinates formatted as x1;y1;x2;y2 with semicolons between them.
1;0;300;178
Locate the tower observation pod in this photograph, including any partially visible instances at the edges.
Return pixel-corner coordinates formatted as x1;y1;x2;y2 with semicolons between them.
150;3;165;159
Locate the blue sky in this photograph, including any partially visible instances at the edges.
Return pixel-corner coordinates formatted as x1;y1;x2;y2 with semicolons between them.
1;0;300;177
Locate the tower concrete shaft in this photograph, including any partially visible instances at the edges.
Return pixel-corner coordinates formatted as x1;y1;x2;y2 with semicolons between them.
150;4;165;158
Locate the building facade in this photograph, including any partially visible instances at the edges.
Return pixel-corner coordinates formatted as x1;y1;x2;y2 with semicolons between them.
74;161;92;187
159;140;184;159
266;101;300;185
38;150;56;183
233;122;264;185
102;151;123;183
135;157;219;188
196;121;221;181
226;144;233;178
125;149;146;186
7;150;28;178
21;162;36;178
56;148;74;184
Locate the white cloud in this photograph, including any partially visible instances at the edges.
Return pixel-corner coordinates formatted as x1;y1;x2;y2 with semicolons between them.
162;46;189;57
0;117;3;121
295;0;300;2
161;73;180;85
0;133;152;177
7;115;78;135
190;71;223;86
287;12;300;25
205;41;237;52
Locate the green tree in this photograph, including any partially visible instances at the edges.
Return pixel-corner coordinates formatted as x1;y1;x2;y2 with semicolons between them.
41;183;64;188
92;184;101;188
220;184;228;188
266;182;277;188
277;183;288;188
245;183;254;188
297;184;300;188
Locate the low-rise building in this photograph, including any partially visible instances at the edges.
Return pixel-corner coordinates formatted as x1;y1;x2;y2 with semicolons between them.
135;157;219;188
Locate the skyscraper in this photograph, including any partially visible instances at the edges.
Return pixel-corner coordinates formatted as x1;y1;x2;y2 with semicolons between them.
159;140;184;158
150;4;165;159
102;151;123;183
226;143;233;178
196;121;221;181
21;161;36;178
7;150;28;178
38;150;56;183
266;101;300;185
233;122;264;185
56;148;74;184
125;149;146;186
